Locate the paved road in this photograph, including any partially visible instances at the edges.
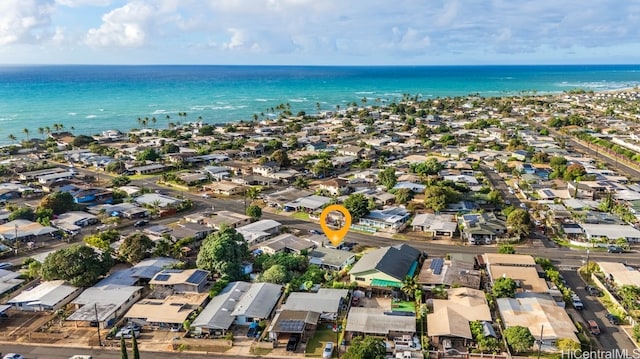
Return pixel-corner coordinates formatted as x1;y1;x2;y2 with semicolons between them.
0;344;239;359
561;269;637;352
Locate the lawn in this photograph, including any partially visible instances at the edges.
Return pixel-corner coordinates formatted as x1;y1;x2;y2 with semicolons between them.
306;326;339;357
392;301;416;312
292;212;310;221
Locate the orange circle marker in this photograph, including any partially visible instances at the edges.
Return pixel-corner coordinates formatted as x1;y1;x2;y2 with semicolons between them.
319;204;352;247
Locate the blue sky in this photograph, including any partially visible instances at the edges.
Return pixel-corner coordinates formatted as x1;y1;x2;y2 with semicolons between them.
1;0;640;65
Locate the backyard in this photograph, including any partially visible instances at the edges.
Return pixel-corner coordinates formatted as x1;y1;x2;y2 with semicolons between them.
306;326;341;357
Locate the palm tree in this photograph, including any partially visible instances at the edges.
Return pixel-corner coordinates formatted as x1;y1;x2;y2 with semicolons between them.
7;134;16;144
44;126;51;136
151;117;157;128
53;123;60;132
165;114;171;128
22;128;30;140
38;127;44;139
401;275;418;300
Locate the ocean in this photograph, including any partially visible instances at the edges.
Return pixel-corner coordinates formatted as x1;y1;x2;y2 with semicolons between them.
1;64;640;143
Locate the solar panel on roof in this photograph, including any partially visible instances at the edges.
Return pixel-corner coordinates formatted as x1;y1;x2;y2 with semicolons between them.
431;258;444;275
543;189;554;197
277;320;305;332
154;274;170;281
186;270;208;284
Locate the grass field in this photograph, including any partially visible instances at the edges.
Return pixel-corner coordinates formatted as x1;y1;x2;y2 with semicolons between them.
292;212;310;220
392;301;416;312
306;327;338;357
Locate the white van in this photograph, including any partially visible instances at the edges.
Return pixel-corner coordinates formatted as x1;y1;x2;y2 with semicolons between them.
69;356;92;359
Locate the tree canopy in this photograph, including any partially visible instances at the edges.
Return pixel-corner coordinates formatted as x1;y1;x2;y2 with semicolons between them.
118;233;154;264
342;336;387;359
39;191;76;215
504;326;535;353
260;264;289;284
136;148;160;162
343;193;371;220
41;244;113;287
410;158;443;176
378;167;397;190
492;277;517;298
506;208;532;239
246;205;262;221
196;225;249;281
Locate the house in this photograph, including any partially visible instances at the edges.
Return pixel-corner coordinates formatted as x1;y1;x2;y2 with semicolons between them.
358;207;411;233
124;292;209;329
96;257;179;287
128;164;166;175
134;193;184;208
349;244;422;289
427;288;492;347
236;219;282;244
497;294;579;349
253;161;280;176
597;262;640;287
417;257;481;289
0;269;24;297
52;211;98;233
203;181;245;196
283;195;331;213
316;178;350;196
170;222;214;242
268;310;320;342
243;142;264;156
0;219;59;243
512;150;529;161
207;211;252;230
459;213;507;244
18;167;68;181
282;288;349;321
393;181;426;193
8;280;82;312
66;285;144;329
192;282;282;337
483;253;548;293
411;213;457;238
345;307;416;338
149;269;210;294
580;223;640;243
258;234;316;255
265;188;314;208
309;247;356;271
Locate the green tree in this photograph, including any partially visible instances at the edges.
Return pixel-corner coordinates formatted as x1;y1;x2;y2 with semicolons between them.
271;149;290;167
245;186;261;202
41;244;113;287
423;185;461;213
487;190;503;206
378;167;397;190
293;176;310;189
120;336;128;359
504;326;535;353
112;175;131;187
260;264;289;284
246;204;262;221
136;148;160;162
9;206;36;221
506;209;532;240
410;158;444;176
470;320;502;353
563;163;586;181
84;229;121;251
344;193;370;220
556;338;580;351
498;244;515;254
106;161;127;174
633;324;640;343
118;233;154;264
196;225;249;281
132;333;140;359
401;275;418;300
342;336;386;359
393;188;413;205
72;135;96;147
39;191;76;215
492;277;517;298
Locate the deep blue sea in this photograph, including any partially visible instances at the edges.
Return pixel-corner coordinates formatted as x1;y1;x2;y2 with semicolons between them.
1;64;640;144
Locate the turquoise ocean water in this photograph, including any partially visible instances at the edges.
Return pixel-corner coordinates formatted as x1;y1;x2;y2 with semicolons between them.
1;65;640;143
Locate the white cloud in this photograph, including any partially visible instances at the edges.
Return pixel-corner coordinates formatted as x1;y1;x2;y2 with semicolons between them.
85;1;155;47
0;0;55;46
55;0;110;7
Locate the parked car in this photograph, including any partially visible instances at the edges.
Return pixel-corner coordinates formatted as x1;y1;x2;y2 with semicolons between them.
3;354;24;359
571;295;584;310
133;220;148;227
286;334;300;351
608;245;623;253
587;320;601;335
124;323;142;332
309;229;322;235
323;342;334;358
351;296;361;307
585;286;601;297
69;356;93;359
115;328;140;339
605;313;620;325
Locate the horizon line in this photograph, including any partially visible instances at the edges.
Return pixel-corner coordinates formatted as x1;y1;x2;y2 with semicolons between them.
1;63;640;67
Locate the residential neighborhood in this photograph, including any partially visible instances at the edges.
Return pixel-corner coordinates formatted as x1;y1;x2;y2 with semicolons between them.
2;89;640;358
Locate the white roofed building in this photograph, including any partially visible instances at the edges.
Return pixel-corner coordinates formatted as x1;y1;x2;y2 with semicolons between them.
8;280;81;312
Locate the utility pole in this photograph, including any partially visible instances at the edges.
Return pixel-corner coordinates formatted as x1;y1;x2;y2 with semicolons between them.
586;249;591;276
94;303;102;346
336;323;340;359
537;324;544;359
14;223;18;255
